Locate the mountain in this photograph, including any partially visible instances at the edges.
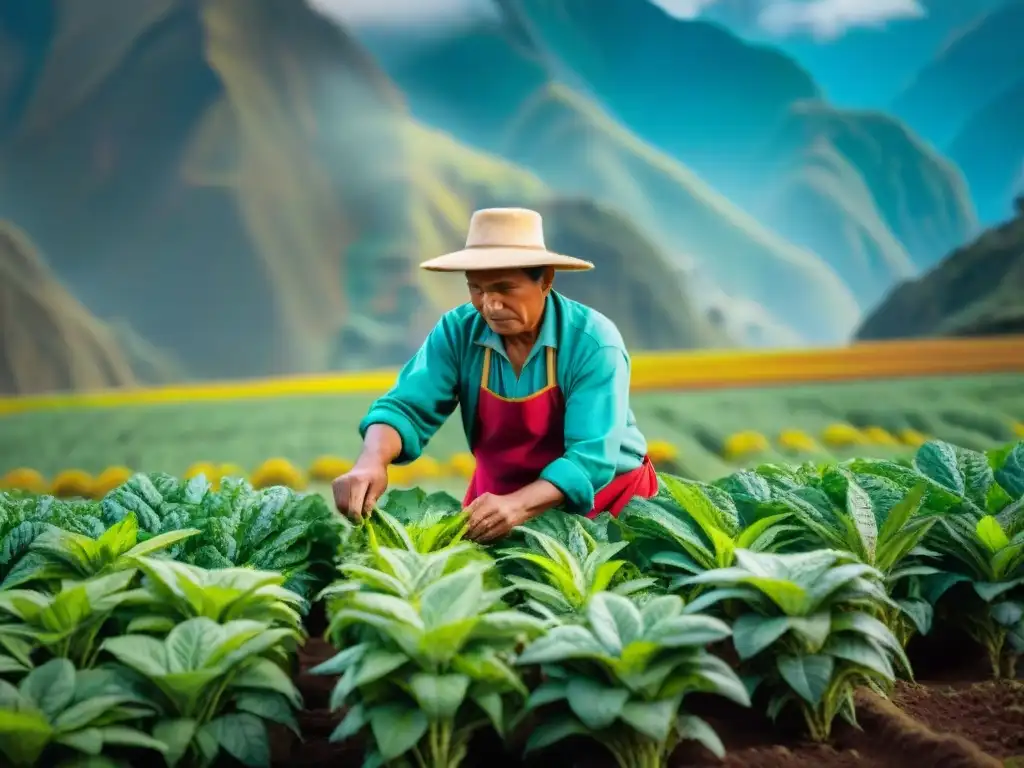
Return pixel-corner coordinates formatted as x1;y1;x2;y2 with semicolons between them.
529;198;733;350
501;84;861;344
367;18;549;154
754;101;978;307
947;77;1024;224
857;201;1024;339
500;0;820;195
0;0;724;391
351;16;862;343
891;0;1024;148
0;222;141;395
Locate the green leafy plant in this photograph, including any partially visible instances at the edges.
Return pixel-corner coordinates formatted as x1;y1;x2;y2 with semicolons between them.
0;514;200;590
516;591;748;768
101;473;341;601
0;570;139;667
619;475;795;587
365;507;469;555
101;616;302;768
123;556;307;641
771;474;939;644
319;542;490;616
361;494;470;555
681;549;907;742
497;524;656;619
927;512;1024;678
314;549;546;767
0;619;34;674
0;658;166;766
0;493;106;582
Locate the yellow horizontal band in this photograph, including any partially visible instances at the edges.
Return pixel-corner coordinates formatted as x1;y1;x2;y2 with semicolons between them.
1;335;1023;415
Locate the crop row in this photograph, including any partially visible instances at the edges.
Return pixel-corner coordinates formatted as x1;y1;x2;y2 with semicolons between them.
0;436;1022;767
7;420;1008;500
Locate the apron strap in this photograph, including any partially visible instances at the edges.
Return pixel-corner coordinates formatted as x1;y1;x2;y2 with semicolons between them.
480;347;492;389
480;346;557;391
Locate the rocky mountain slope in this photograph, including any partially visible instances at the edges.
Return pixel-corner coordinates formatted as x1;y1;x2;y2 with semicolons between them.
0;222;140;395
857;201;1024;339
500;0;821;193
501;85;860;343
754;101;978;307
0;0;724;391
361;5;978;331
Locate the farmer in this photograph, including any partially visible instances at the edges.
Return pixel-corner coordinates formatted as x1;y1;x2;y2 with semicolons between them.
332;207;657;542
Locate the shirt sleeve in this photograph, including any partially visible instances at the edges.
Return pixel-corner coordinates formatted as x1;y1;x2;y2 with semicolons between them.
539;345;629;515
358;316;461;463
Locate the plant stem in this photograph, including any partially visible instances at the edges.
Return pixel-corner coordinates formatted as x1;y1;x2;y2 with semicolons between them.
627;737;665;768
424;719;457;768
801;704;830;743
1001;650;1018;680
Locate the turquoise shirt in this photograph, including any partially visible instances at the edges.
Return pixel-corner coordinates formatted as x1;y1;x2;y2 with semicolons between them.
359;291;648;515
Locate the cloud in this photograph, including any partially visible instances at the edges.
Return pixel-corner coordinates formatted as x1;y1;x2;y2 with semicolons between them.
757;0;926;40
310;0;496;26
649;0;723;18
317;0;926;39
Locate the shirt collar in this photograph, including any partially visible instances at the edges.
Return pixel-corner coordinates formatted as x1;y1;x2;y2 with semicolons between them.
476;293;559;363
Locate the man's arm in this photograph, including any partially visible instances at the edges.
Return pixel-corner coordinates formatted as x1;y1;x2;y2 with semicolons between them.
539;345;630;515
336;316;462;519
358;315;461;463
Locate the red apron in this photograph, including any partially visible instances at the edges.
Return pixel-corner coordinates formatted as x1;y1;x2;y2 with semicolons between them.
463;346;658;518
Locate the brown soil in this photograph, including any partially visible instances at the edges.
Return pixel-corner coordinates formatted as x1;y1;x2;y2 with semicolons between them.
893;680;1024;759
273;628;1024;768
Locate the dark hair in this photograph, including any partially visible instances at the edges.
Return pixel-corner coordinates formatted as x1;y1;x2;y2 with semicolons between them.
522;266;547;281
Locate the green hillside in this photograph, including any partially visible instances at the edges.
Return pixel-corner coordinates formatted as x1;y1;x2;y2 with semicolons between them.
858;208;1024;339
3;375;1021;487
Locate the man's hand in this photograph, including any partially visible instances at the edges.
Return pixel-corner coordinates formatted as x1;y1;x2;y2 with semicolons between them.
465;492;533;543
332;459;389;521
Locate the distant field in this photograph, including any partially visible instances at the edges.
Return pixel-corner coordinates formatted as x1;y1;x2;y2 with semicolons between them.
2;373;1021;484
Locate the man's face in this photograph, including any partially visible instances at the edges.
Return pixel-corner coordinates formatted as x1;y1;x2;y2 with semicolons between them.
466;268;553;336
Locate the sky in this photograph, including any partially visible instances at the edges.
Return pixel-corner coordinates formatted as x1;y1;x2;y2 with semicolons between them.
315;0;929;39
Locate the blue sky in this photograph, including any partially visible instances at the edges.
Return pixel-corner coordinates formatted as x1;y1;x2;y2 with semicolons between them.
314;0;928;39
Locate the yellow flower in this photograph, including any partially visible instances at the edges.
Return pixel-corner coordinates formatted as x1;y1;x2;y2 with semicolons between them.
1012;421;1024;438
407;457;442;480
647;440;679;463
1;468;47;494
861;426;900;446
897;428;928;447
821;423;866;447
388;464;414;486
778;429;818;453
92;466;134;498
251;458;307;490
722;431;770;461
309;455;353;483
184;462;219;482
218;464;246;480
445;452;477;479
50;469;95;499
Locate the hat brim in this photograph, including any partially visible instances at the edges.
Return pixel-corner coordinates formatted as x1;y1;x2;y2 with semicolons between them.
419;247;594;272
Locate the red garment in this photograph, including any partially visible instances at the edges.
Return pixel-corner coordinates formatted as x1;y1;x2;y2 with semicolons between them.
463;346;658;519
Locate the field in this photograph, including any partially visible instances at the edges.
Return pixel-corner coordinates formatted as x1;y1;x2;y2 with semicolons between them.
1;433;1023;768
2;374;1023;489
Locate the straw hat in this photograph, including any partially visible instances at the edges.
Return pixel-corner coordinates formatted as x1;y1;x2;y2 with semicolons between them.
419;208;594;272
